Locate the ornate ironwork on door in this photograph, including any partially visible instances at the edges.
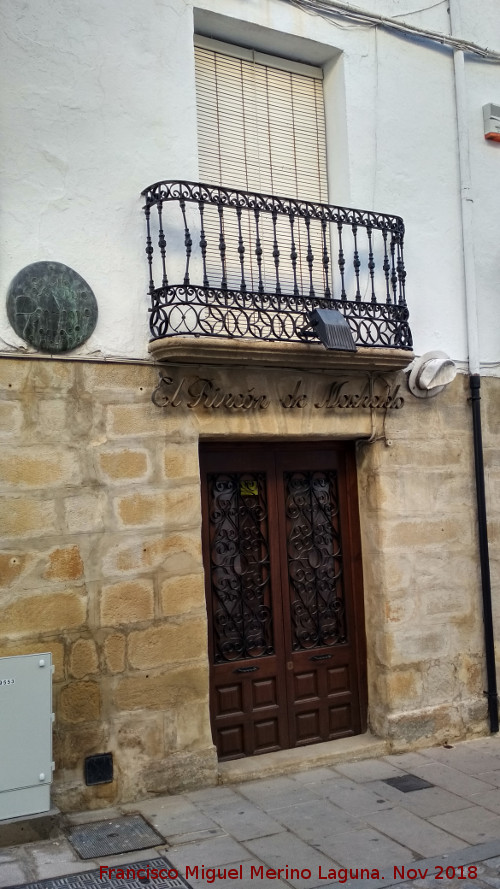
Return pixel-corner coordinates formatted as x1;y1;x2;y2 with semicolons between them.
207;472;273;662
201;444;367;760
284;470;347;651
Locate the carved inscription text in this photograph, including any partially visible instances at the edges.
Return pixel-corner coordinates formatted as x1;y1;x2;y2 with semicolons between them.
152;374;404;411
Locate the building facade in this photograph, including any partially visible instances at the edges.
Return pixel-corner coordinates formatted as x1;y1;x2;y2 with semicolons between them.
1;0;499;812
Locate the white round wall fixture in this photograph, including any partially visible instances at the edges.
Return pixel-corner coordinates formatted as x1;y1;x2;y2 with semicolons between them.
407;350;457;398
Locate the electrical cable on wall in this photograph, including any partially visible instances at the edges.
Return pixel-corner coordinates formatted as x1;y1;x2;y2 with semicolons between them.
283;0;500;62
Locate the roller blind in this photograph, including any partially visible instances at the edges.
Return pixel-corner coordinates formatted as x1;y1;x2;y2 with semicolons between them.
194;41;329;295
195;42;328;202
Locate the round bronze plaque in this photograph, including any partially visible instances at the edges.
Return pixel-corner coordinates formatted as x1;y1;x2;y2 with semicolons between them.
7;261;98;353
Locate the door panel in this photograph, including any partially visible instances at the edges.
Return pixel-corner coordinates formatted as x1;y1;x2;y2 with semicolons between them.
200;443;366;760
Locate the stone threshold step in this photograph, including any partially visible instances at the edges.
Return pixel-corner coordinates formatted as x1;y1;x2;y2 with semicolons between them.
218;732;389;784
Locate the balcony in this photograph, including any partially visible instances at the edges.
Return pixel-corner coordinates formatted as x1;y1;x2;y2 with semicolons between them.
141;180;412;370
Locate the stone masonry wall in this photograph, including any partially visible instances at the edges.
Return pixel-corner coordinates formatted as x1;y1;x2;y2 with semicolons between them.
0;357;495;811
358;373;496;748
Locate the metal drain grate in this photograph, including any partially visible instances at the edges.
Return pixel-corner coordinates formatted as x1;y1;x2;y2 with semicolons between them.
68;815;164;859
384;774;434;793
7;858;192;889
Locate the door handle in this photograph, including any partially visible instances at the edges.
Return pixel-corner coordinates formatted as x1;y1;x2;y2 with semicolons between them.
310;653;333;662
234;665;259;673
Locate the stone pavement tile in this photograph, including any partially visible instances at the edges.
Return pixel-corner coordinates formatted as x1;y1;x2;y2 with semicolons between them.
429;806;500;843
477;771;500;789
474;790;500;816
333;759;406;783
418;746;500;776
397;762;495;801
314;826;416;868
482;855;500;866
245;831;339;889
27;839;97;878
0;861;31;888
363;806;467;857
188;795;285;842
270;797;361;842
122;794;220;840
383;753;433;772
313;775;394;815
167;834;253;870
292;768;339;785
164;827;226;846
187;786;243;805
178;859;290;889
67;807;123;825
366;780;475;818
236;776;321;811
481;876;500;888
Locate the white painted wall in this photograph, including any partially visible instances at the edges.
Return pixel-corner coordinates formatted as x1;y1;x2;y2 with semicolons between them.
1;0;499;366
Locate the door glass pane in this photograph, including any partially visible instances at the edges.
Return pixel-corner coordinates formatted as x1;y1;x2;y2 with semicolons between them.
284;470;347;650
207;472;274;662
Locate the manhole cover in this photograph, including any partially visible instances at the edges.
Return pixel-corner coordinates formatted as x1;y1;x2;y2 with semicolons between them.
384;774;434;793
68;815;164;859
7;858;192;889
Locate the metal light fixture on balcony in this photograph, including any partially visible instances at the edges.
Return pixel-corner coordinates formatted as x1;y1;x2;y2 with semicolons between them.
301;308;357;352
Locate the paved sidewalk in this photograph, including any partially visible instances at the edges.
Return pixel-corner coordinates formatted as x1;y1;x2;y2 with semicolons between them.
1;737;500;889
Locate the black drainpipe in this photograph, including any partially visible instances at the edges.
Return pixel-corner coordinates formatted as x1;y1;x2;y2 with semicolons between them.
470;374;499;732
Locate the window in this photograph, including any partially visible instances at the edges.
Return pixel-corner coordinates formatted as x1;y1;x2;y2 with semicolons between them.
194;38;329;295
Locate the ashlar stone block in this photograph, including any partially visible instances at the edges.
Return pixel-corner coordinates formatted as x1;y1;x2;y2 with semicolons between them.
3;590;87;635
115;664;209;711
115;487;200;529
1;496;57;538
0;402;23;437
59;680;101;723
69;638;99;679
103;633;126;673
44;545;84;581
160;573;205;615
163;443;199;480
100;579;154;627
127;619;207;669
98;448;149;483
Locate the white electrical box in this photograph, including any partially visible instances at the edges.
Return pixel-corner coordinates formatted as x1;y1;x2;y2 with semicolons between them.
483;103;500;141
0;653;54;820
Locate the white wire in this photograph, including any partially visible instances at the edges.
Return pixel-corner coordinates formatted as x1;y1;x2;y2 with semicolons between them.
283;0;500;62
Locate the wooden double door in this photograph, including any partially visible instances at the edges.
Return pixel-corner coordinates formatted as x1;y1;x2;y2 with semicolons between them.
200;442;367;760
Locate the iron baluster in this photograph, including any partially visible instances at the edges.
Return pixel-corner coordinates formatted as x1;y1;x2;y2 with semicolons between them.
352;223;361;301
236;205;246;294
396;233;407;305
337;221;347;301
199;201;209;288
144;205;155;297
367;224;376;304
218;204;227;291
382;228;391;304
305;216;315;298
179;199;192;287
156;202;168;289
271;208;281;295
321;217;331;299
390;235;398;304
289;212;299;297
254;207;264;295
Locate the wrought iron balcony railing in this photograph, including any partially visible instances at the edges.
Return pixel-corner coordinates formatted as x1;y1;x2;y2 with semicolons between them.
141;180;412;351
